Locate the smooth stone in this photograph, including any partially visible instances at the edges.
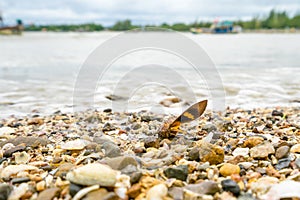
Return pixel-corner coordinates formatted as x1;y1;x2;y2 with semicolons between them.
198;162;210;171
73;185;99;200
185;181;220;195
104;156;138;170
84;188;109;200
295;157;300;168
8;183;28;200
0;136;49;148
250;176;279;195
69;183;83;197
146;184;168;200
129;171;142;184
202;123;217;133
127;184;141;199
144;137;160;149
61;139;89;150
102;142;121;158
237;193;256;200
262;180;300;200
188;147;200;161
164;165;188;181
0;127;15;136
250;142;275;159
120;164;142;184
168;187;183;200
3;145;25;157
66;163;118;186
221;179;240;196
238;162;253;170
56;163;75;178
198;141;224;165
11;177;30;184
1;164;38;180
275;158;291;170
243;137;264;148
37;188;60;200
232;148;249;157
220;163;240;177
275;146;290;159
271;110;284;117
219;191;236;200
0;184;13;200
290;144;300;153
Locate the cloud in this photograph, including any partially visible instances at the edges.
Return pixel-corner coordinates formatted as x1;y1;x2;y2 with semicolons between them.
1;0;300;25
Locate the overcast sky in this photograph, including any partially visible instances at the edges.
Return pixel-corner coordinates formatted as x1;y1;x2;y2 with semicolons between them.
1;0;300;26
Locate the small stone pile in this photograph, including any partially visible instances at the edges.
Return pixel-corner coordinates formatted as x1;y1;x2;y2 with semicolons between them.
0;107;299;199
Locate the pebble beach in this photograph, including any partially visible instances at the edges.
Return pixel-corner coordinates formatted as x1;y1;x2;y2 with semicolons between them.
0;106;299;200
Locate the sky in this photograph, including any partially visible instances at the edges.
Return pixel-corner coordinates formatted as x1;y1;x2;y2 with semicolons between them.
1;0;300;26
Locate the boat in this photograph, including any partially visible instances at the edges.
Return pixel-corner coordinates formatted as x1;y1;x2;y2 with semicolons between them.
0;13;23;35
190;20;242;34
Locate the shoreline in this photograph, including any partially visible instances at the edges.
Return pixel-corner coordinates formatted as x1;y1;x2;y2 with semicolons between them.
0;106;299;199
19;29;300;34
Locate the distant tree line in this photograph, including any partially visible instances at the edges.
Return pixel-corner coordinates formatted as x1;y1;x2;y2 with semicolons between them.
25;10;300;32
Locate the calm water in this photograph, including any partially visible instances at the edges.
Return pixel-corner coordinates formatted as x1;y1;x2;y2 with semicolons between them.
0;32;299;117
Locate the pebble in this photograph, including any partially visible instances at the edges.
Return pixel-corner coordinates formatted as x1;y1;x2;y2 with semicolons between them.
102;142;121;158
36;181;46;191
290;144;300;153
275;158;291;170
243;137;264;148
84;188;109;200
61;139;88;150
185;181;220;195
1;164;38;180
220;163;240;177
0;136;49;148
271;110;284;117
202;123;217;133
295;157;300;168
232;148;249;157
188;147;200;161
238;162;253;170
146;184;168;200
237;193;256;200
8;183;28;200
250;176;279;195
275;145;290;159
127;184;141;199
66;163;118;186
164;165;188;181
144;136;160;149
37;188;60;200
198;141;224;165
0;127;15;136
104;156;138;170
11;177;30;184
0;184;13;200
262;180;300;200
3;145;25;157
221;179;240;196
69;183;83;197
14;151;30;164
73;184;99;200
250;142;275;159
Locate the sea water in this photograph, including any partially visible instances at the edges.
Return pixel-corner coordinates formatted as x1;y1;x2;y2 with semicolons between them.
0;32;299;118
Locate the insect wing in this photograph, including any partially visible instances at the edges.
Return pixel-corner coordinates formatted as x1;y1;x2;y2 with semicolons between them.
169;100;207;129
